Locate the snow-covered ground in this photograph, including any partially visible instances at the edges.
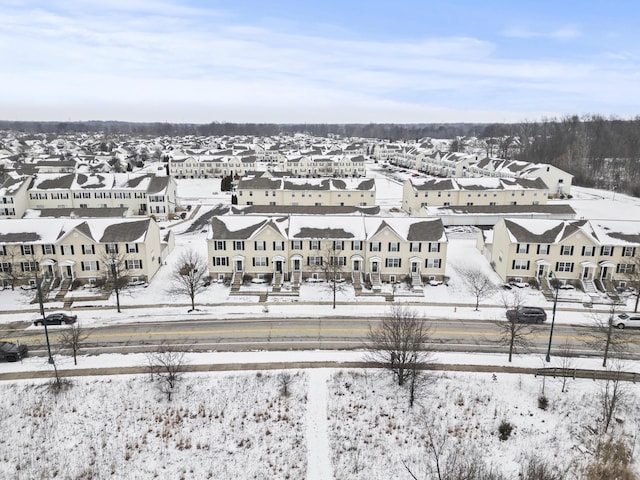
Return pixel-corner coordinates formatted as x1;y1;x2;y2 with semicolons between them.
1;173;640;478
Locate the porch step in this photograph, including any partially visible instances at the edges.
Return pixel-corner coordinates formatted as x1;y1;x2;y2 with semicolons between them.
582;279;598;295
231;271;243;292
259;292;268;303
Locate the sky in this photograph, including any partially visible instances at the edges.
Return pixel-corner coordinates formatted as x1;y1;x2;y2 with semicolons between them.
2;0;640;124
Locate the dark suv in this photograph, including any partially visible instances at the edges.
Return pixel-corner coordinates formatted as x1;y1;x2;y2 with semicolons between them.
0;341;28;362
506;307;547;324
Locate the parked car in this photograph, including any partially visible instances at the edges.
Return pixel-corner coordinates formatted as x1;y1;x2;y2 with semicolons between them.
34;313;77;326
506;307;547;324
615;313;640;329
0;341;28;362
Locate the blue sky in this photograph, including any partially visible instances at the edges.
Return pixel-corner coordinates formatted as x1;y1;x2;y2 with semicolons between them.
2;0;640;124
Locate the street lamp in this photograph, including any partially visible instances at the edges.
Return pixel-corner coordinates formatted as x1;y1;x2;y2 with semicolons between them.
35;271;54;364
545;271;560;363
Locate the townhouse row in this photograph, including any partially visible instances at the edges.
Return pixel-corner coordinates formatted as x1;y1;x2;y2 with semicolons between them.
480;218;640;292
0;172;178;220
236;176;376;207
207;215;448;288
169;153;367;179
0;218;173;289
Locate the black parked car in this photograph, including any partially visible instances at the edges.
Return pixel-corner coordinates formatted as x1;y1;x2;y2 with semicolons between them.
506;306;547;324
34;313;78;326
0;341;28;362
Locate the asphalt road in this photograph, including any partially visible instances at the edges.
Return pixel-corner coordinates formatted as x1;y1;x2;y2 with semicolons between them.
7;317;640;359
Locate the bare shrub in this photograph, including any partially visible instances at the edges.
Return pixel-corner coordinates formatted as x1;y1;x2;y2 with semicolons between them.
146;344;188;401
498;420;513;441
583;436;636;480
278;372;293;397
520;455;565;480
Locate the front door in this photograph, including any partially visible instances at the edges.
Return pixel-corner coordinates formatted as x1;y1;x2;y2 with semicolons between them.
65;265;73;278
411;262;418;273
372;261;379;273
235;260;243;272
353;260;360;271
275;261;282;273
583;267;590;279
293;259;301;271
601;266;609;279
537;265;545;277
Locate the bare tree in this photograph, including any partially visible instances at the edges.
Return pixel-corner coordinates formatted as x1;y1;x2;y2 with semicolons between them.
101;246;131;313
584;302;627;367
365;304;433;406
619;252;640;312
146;344;188;401
0;245;21;290
599;362;626;434
169;248;208;312
494;290;534;362
58;322;90;366
555;339;575;393
314;242;348;309
455;265;497;311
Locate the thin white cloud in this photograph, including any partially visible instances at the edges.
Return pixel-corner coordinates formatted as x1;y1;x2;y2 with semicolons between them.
502;25;582;39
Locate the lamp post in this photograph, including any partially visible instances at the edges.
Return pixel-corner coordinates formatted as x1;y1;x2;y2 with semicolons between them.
35;271;54;364
545;271;560;363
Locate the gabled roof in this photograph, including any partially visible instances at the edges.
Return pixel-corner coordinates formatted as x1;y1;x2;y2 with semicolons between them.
502;219;592;244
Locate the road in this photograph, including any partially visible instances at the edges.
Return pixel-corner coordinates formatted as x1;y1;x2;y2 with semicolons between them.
6;317;640;359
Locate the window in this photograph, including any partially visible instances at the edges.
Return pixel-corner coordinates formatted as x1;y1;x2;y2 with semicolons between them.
426;258;441;268
600;246;613;256
82;244;95;255
255;241;266;251
81;261;100;271
0;262;11;273
616;264;635;274
370;242;381;252
351;240;362;251
560;245;574;256
410;242;421;252
253;256;268;267
125;259;143;270
214;240;226;250
233;241;245;250
388;242;400;252
273;241;285;251
537;244;549;255
61;244;74;255
42;244;55;255
105;243;118;254
333;240;344;251
310;240;320;250
516;244;529;254
0;246;5;255
21;245;34;255
308;256;323;266
428;242;440;253
385;258;401;268
582;246;595;256
21;261;38;272
213;257;229;266
330;256;347;266
291;240;302;250
512;259;530;270
555;262;574;272
622;246;636;257
126;243;138;253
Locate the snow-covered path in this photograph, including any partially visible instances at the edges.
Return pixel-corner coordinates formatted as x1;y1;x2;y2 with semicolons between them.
306;369;333;480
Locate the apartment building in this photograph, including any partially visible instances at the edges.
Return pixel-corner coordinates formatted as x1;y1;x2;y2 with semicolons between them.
236;177;376;207
402;177;549;214
481;218;640;293
26;173;177;220
207;215;447;288
0;217;172;289
0;173;31;219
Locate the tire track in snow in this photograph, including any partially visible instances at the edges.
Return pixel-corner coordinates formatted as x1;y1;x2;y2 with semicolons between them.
306;368;332;480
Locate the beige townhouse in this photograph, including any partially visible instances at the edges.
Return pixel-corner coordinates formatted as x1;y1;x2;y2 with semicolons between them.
481;218;640;295
0;173;31;219
236;176;376;207
402;177;549;214
0;218;173;291
27;173;177;220
207;215;447;290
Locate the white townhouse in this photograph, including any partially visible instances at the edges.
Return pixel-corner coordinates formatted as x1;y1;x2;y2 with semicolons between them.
402;177;549;214
0;217;173;290
480;218;640;295
0;173;31;219
236;176;376;207
207;215;447;290
27;173;177;220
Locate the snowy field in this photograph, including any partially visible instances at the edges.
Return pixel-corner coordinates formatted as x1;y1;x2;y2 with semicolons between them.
1;365;638;479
